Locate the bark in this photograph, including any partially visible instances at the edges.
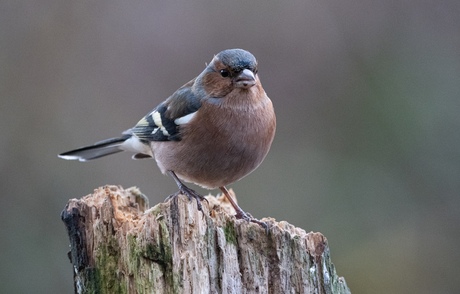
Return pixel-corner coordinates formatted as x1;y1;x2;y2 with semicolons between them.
61;185;351;294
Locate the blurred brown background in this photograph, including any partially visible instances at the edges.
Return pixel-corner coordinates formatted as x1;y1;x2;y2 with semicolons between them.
1;1;459;293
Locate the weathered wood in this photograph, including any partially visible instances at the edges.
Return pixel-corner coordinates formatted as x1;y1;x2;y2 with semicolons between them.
61;185;351;294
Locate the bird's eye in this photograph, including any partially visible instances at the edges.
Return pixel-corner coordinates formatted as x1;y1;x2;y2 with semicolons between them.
220;69;230;78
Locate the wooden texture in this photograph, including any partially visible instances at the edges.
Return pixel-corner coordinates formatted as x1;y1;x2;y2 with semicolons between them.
61;185;351;294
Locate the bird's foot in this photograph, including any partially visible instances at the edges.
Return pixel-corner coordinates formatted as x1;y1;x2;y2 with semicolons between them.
165;184;208;211
218;186;269;233
234;210;269;233
166;170;209;211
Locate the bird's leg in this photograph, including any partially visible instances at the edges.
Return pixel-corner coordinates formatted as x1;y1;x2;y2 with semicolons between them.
166;171;207;211
219;186;268;231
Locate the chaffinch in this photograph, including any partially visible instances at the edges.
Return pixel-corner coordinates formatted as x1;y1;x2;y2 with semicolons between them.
59;48;276;226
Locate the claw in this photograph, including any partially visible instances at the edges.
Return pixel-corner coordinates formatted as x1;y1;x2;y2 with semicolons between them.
219;186;270;233
166;171;208;211
172;186;205;210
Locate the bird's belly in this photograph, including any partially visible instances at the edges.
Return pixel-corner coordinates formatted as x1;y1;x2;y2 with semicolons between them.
151;130;270;189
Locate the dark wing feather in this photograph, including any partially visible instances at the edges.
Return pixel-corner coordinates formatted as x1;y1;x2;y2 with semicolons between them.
130;80;201;142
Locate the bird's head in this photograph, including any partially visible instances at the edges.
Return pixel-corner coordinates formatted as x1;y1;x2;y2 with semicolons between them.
196;49;260;98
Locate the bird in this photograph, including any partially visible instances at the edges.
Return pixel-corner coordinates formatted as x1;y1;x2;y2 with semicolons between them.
59;48;276;227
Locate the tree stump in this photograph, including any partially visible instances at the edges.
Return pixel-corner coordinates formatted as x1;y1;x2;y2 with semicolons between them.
61;185;351;294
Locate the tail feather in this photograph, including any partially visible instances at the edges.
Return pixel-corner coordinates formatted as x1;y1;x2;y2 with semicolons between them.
58;135;130;162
